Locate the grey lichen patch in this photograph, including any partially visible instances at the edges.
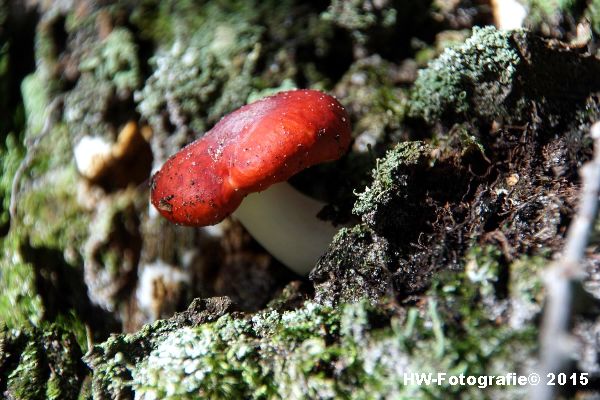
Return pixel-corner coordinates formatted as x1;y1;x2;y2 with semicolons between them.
409;26;522;124
409;26;600;126
125;247;545;399
78;28;141;99
131;303;342;399
134;10;263;147
85;319;175;399
85;298;234;399
64;25;141;142
132;323;265;399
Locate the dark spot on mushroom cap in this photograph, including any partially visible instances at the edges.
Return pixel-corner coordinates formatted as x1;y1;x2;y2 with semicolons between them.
158;195;175;213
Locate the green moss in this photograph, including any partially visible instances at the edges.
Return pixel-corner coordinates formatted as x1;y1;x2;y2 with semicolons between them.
85;318;186;398
63;25;142;140
126;247;546;399
353;141;430;219
17;127;88;251
409;26;522;124
21;72;50;136
0;232;44;327
2;323;86;400
134;2;264;137
0;132;24;231
78;28;141;98
6;339;46;399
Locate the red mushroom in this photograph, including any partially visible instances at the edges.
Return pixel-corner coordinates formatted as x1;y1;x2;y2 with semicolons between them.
151;89;352;274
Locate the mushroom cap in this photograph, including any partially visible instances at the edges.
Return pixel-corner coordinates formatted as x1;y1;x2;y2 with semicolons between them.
150;89;352;226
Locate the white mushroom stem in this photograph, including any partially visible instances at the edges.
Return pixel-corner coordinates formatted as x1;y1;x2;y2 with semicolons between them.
232;181;340;275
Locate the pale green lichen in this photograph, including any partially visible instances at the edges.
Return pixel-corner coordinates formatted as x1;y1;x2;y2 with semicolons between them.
353;141;430;218
523;0;577;29
0;233;44;327
409;26;522;124
78;28;141;99
21;72;50;136
17;126;88;251
0;132;23;230
127;247;545;399
134;6;263;138
64;26;141;140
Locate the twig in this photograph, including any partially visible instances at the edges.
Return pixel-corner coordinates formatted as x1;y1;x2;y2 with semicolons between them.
531;121;600;400
9;96;63;227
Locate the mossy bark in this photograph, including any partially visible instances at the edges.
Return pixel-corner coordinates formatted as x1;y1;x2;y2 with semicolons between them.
1;1;599;399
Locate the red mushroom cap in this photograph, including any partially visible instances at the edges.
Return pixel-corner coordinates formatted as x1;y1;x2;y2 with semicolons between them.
150;89;352;226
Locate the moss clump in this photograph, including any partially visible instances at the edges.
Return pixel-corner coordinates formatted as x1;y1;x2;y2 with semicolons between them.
353;141;431;220
17;126;88;252
0;132;23;232
0;232;44;327
63;25;141;141
311;142;444;305
78;28;141;99
1;323;87;400
409;26;522;124
134;3;264;141
313;139;485;304
117;246;546;399
86;317;193;399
